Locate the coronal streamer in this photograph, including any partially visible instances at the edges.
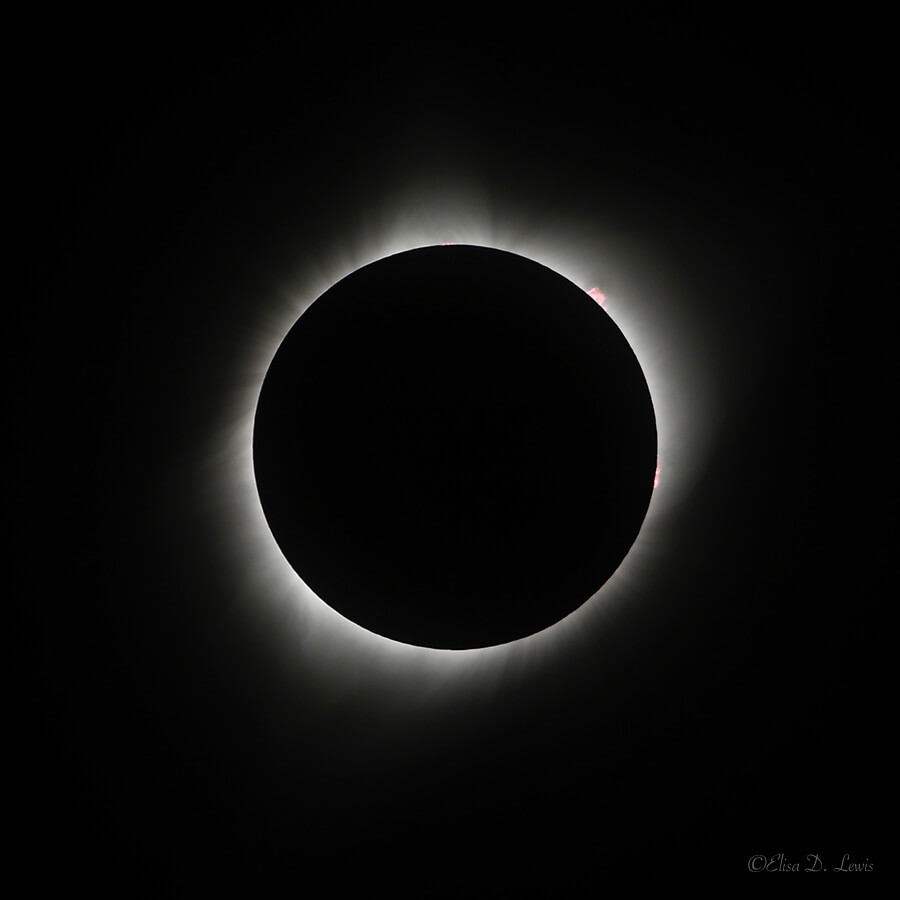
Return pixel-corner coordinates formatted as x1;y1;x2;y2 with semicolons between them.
193;180;718;700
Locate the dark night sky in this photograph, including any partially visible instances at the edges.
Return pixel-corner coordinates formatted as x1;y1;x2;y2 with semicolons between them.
25;12;890;888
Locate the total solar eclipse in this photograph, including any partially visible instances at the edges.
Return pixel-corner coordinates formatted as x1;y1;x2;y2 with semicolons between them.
252;245;657;649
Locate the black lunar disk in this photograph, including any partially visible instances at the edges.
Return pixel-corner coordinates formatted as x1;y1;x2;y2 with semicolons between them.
253;246;657;649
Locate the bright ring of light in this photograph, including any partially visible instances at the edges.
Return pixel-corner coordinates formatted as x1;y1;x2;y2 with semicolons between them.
192;177;720;706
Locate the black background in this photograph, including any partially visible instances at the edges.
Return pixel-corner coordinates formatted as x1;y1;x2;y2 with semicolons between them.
25;10;890;889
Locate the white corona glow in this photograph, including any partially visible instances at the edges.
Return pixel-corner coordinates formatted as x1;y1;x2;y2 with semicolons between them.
193;175;720;706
